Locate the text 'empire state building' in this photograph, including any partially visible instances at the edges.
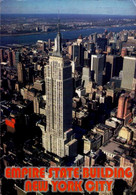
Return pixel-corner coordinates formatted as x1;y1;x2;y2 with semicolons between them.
43;25;77;158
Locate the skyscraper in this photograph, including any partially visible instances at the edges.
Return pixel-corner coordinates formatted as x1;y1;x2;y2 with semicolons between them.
105;55;123;81
68;45;73;59
72;36;84;66
121;47;127;57
117;94;126;119
43;26;77;158
96;38;107;51
17;62;24;83
7;50;13;66
72;43;79;62
121;57;136;90
93;33;97;43
117;93;132;124
72;43;84;66
0;49;4;63
15;51;21;67
91;54;105;86
37;40;46;52
54;24;61;53
12;50;16;66
48;39;51;50
82;67;91;87
6;50;16;66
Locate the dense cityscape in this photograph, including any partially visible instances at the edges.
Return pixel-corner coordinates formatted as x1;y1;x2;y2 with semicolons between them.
0;13;136;195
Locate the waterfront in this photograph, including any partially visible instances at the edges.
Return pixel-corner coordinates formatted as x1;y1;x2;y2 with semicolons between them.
1;25;136;46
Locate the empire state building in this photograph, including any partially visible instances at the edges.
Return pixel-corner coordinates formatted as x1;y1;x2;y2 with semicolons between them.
43;26;77;158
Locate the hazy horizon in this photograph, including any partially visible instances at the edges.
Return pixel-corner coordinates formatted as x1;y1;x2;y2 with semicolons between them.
1;13;136;17
1;0;136;16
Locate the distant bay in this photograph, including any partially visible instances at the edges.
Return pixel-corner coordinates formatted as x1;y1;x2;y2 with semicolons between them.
0;25;136;46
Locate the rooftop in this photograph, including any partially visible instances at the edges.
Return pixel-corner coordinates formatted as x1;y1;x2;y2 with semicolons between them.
101;141;125;155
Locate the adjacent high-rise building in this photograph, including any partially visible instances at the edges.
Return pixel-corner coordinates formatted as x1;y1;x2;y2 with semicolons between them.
120;155;136;187
105;55;123;82
96;38;107;51
91;54;105;86
17;62;24;83
48;39;51;50
7;50;12;66
105;55;115;82
12;50;16;66
121;47;127;57
82;67;91;88
0;49;4;63
43;26;77;158
121;57;136;90
77;34;83;45
121;33;128;42
117;93;132;124
68;45;73;59
72;43;79;62
15;51;21;67
72;36;84;66
37;40;46;52
87;42;95;54
92;33;97;43
84;50;91;67
6;50;16;66
72;43;84;65
5;50;21;67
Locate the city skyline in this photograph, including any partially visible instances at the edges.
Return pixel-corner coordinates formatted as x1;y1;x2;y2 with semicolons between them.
1;0;136;15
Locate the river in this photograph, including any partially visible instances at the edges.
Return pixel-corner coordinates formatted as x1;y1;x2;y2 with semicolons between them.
0;26;136;46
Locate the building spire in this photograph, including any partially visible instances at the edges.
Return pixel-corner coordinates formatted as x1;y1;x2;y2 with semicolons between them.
57;10;60;34
54;14;62;56
58;18;60;34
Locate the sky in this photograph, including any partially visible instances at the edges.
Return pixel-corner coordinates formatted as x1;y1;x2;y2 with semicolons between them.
1;0;136;15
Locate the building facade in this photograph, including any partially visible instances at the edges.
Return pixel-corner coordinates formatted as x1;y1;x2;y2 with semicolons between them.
121;57;136;90
43;29;77;158
91;54;104;86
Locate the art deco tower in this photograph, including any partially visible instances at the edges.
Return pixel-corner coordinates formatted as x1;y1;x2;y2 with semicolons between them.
43;25;77;158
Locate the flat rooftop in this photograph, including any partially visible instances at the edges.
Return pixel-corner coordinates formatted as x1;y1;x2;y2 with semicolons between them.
101;141;125;155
